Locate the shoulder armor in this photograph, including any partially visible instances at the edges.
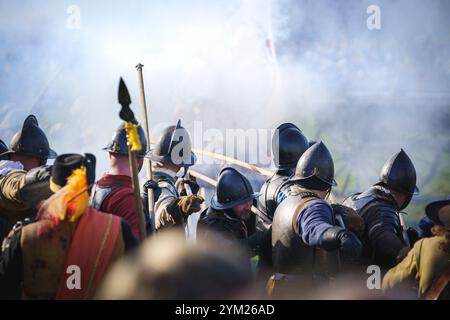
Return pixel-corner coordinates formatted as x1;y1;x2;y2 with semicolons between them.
89;183;123;210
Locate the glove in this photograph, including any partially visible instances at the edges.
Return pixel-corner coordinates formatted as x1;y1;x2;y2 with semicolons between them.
24;165;52;185
406;227;420;246
345;208;365;236
321;226;363;264
331;204;365;236
396;246;411;264
177;194;204;216
175;175;200;196
20;165;53;208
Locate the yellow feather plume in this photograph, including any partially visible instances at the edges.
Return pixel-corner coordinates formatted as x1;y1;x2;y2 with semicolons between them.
124;121;142;152
40;166;89;223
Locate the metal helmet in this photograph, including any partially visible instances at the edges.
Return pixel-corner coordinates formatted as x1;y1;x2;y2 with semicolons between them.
0;139;8;160
379;149;419;195
146;120;196;167
290;141;337;187
272;123;309;170
210;167;259;211
103;121;147;157
0;115;57;160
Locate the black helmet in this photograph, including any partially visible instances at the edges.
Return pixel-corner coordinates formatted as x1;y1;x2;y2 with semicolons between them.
0;139;8;160
290;141;337;187
103;121;147;157
308;140;317;148
146;120;196;167
272;123;309;170
0;115;57;160
379;149;419;195
211;167;259;210
50;153;96;192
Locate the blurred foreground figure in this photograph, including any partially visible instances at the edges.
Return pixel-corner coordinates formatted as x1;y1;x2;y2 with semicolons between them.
90;121;151;240
344;149;420;269
256;123;309;273
0;115;57;243
383;199;450;299
97;229;254;299
143;120;203;232
0;154;137;299
269;142;362;299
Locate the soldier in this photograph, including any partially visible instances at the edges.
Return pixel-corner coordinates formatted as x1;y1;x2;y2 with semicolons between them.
0;153;137;299
256;123;309;272
0;115;56;243
269;142;362;298
143;120;203;231
383;199;450;299
89;121;150;240
197;167;259;248
343;149;419;270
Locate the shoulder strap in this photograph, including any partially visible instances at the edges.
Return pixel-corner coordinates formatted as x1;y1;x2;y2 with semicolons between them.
89;183;125;211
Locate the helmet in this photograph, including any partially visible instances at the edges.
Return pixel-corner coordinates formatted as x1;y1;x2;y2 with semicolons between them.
146;120;196;167
0;115;57;160
379;149;419;195
103;121;147;157
272;123;309;170
290;141;337;187
210;167;259;210
0;139;8;160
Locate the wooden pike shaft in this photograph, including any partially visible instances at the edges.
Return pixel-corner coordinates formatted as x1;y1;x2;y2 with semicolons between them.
136;63;155;233
128;149;147;241
149;139;272;177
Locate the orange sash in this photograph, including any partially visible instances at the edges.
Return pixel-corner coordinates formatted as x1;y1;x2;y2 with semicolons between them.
55;208;121;299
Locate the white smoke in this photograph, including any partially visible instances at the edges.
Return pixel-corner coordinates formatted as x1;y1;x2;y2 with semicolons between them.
0;0;449;221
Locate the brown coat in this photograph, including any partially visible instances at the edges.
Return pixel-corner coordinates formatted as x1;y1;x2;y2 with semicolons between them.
382;235;450;298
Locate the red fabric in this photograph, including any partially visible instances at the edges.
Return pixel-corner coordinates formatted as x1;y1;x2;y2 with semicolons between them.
96;174;140;240
55;208;121;300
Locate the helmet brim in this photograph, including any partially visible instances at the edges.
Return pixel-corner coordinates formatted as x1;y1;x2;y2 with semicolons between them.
210;193;260;211
145;150;197;167
289;174;337;187
0;148;57;160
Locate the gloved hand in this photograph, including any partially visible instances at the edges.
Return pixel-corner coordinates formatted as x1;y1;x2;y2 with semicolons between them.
175;175;200;196
331;204;365;236
321;226;363;264
396;246;411;264
345;208;365;236
20;165;53;209
406;227;420;246
24;165;52;184
177;194;204;216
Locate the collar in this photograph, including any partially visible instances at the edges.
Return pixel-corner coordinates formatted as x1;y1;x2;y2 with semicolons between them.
154;167;179;180
97;173;133;187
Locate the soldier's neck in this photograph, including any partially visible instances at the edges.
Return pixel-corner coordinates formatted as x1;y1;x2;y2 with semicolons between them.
108;163;132;177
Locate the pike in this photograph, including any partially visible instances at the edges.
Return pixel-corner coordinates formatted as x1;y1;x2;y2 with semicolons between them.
183;172;193;238
135;63;156;233
398;211;411;248
118;77;147;241
149;139;273;177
